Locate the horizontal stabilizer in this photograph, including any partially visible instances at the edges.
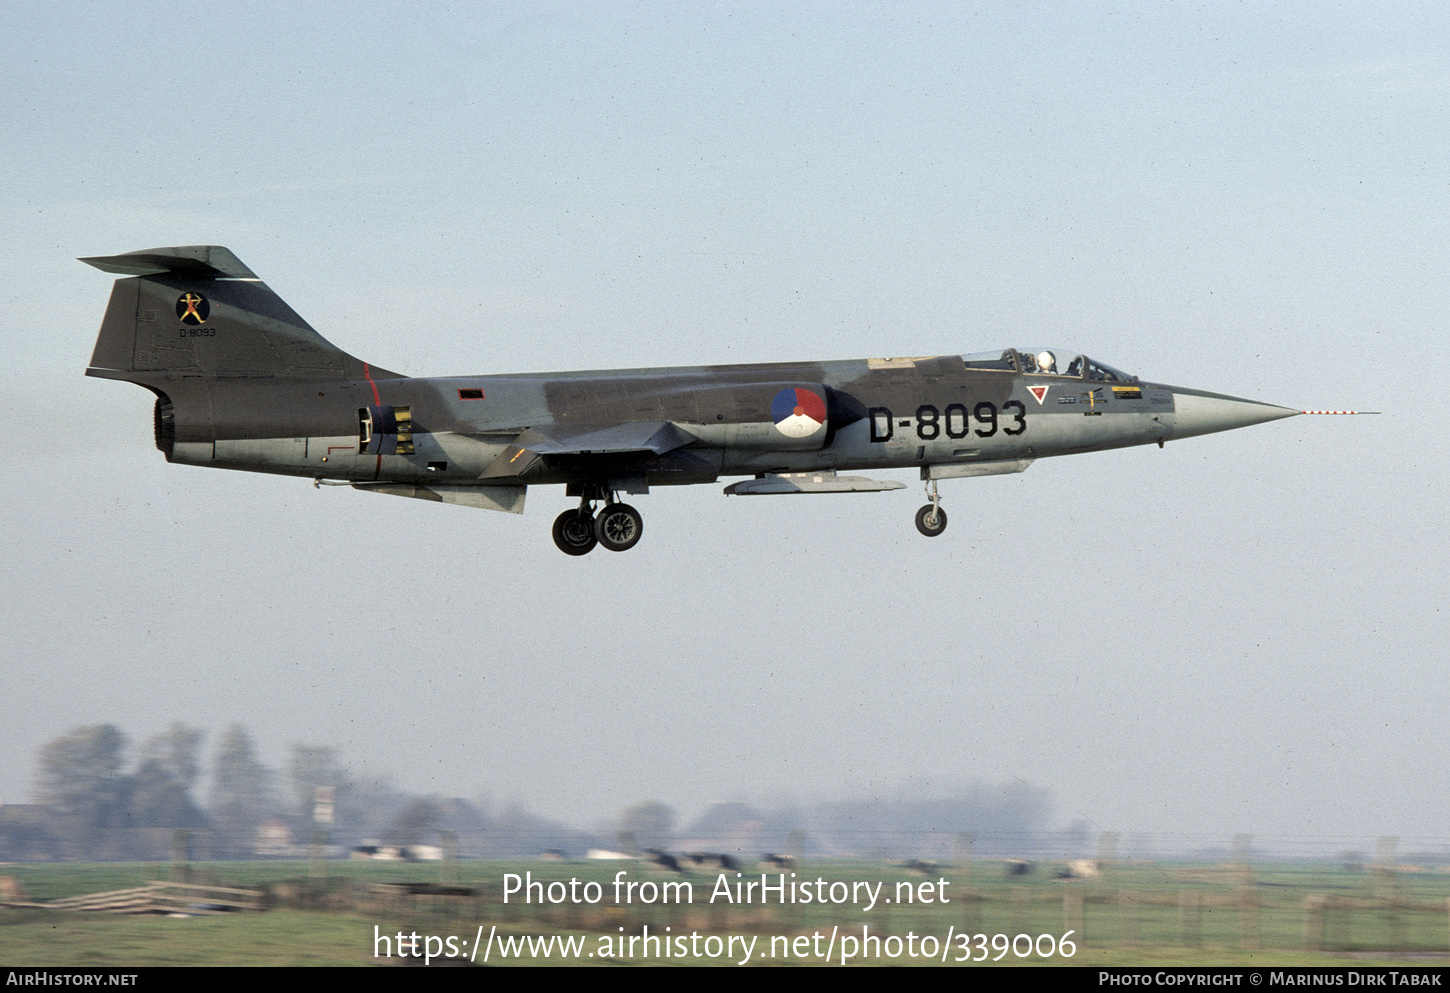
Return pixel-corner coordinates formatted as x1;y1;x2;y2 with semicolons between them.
352;482;526;514
724;471;906;495
79;246;257;279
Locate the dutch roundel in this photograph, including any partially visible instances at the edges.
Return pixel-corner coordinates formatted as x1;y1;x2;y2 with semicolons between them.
771;387;828;439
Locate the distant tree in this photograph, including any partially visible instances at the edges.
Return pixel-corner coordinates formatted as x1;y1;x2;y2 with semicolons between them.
141;723;206;794
344;775;412;842
34;724;129;845
288;744;354;841
1060;819;1093;859
211;725;274;857
126;759;207;829
685;802;804;854
621;801;676;852
491;803;594;858
34;724;213;858
0;804;57;861
616;829;637;856
389;799;441;847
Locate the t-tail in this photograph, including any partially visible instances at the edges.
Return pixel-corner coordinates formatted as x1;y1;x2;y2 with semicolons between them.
82;245;393;386
82;246;399;463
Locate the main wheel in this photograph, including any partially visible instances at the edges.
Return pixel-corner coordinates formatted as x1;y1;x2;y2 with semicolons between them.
915;504;948;537
594;503;644;552
552;509;598;555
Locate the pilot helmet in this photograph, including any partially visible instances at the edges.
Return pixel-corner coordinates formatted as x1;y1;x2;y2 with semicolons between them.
1037;351;1056;373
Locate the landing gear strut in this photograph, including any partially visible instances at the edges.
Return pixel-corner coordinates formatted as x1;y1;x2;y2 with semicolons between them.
915;478;947;537
551;484;645;555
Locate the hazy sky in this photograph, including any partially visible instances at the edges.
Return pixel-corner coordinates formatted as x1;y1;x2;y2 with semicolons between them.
2;2;1445;852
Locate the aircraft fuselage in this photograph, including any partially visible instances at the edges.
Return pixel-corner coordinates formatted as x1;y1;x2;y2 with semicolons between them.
155;356;1188;486
83;246;1299;553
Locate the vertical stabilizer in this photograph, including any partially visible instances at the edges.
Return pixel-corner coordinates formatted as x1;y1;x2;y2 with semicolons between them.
82;246;396;385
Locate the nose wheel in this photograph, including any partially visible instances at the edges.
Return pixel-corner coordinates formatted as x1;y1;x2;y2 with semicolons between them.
551;486;645;555
915;479;947;537
915;504;948;537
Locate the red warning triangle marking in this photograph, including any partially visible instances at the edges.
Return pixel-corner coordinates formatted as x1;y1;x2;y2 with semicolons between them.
1027;385;1049;405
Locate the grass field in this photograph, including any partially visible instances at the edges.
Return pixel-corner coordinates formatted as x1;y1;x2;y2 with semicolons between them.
3;858;1447;966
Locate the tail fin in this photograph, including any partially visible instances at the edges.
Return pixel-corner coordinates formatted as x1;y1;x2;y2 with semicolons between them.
82;246;397;385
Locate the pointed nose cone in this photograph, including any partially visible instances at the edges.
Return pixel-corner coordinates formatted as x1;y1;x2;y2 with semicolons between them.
1170;388;1299;441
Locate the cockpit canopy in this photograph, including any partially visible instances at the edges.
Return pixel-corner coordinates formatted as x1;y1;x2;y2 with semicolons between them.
962;348;1138;383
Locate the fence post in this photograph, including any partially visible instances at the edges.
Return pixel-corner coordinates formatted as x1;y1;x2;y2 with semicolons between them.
1064;888;1084;950
1231;835;1258;950
1304;894;1325;951
1179;890;1201;948
170;828;189;883
1011;885;1029;935
1239;884;1259;951
955;832;976;933
1119;890;1137;949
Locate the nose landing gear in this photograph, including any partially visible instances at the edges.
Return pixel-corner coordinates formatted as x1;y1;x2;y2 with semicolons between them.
915;478;947;537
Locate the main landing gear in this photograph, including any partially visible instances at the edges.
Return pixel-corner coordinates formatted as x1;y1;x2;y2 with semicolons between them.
551;485;644;555
552;508;597;555
915;478;948;537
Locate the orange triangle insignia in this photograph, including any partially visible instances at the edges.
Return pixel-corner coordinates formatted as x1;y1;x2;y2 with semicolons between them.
1027;385;1049;405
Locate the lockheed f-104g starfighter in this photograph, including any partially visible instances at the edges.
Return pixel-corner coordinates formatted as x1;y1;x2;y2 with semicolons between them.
83;245;1307;555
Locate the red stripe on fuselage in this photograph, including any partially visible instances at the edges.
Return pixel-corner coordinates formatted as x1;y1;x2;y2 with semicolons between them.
363;364;382;477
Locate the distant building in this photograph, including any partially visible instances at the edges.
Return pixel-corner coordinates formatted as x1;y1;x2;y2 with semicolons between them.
255;818;297;857
349;844;443;861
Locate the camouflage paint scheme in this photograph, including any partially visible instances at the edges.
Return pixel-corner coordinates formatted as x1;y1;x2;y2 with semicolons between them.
83;246;1299;554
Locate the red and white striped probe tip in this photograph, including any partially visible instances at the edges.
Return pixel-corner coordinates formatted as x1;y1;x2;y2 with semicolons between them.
1300;410;1380;414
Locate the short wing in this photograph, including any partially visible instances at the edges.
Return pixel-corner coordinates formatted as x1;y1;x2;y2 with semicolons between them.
480;421;697;479
352;482;527;514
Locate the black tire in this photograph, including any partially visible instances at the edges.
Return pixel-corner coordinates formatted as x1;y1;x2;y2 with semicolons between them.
594;503;644;552
915;504;948;537
552;509;597;555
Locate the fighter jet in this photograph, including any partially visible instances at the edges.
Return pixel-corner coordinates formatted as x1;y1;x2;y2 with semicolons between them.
83;245;1306;555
